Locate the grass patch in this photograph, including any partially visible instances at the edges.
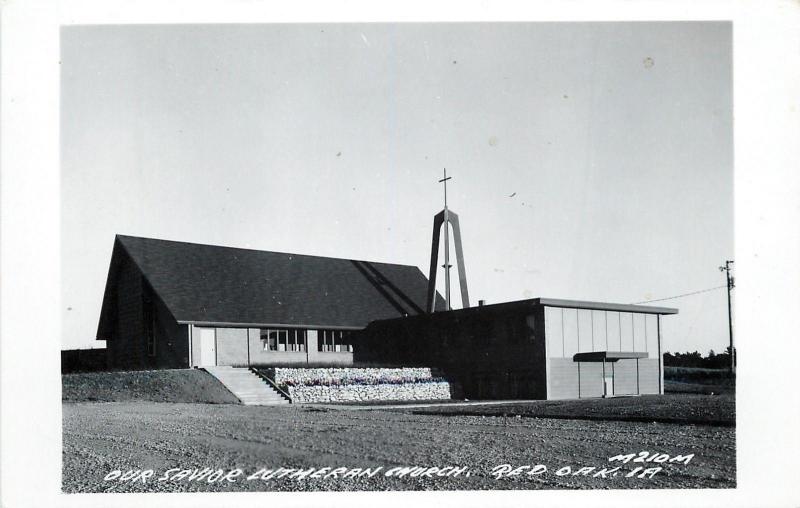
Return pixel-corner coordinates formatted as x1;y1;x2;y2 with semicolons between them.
665;366;734;380
664;367;735;394
664;367;736;395
62;368;239;404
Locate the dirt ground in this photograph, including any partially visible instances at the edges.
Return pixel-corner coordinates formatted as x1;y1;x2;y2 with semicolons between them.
62;398;735;493
408;393;734;426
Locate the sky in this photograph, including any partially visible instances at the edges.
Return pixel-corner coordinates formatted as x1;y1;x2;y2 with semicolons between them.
61;22;733;354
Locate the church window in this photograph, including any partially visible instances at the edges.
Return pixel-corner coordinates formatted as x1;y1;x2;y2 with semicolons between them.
261;328;307;352
317;329;354;352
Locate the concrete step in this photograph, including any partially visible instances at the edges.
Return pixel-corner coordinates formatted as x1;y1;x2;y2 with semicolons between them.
203;367;291;405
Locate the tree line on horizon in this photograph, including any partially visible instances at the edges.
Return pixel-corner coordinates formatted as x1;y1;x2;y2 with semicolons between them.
663;347;736;369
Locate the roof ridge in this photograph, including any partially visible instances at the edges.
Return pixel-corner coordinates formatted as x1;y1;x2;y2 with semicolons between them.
115;234;419;268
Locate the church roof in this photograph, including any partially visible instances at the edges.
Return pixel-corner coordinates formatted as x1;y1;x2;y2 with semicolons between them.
97;235;444;339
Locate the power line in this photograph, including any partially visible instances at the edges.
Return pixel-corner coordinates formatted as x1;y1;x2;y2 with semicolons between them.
631;285;728;304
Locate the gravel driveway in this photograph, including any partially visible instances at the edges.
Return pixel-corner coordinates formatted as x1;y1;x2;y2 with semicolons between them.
62;401;735;493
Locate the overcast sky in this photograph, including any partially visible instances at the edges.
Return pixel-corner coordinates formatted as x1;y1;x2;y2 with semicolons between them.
61;22;732;354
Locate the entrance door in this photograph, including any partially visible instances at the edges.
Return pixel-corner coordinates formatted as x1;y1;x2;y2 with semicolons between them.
603;360;614;397
305;330;317;363
604;375;614;397
199;328;216;366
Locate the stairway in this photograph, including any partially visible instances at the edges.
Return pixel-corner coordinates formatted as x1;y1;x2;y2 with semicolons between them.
204;366;290;405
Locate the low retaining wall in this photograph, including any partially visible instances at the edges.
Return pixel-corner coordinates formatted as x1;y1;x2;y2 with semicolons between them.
287;381;453;404
263;367;455;403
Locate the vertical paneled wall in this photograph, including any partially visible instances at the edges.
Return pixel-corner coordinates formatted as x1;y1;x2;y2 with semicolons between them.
620;312;634;351
545;306;659;357
544;307;564;357
592;310;607;351
645;314;659;357
577;310;592;352
606;311;621;351
633;314;646;352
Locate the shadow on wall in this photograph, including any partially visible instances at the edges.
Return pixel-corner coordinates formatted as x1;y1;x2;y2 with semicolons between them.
351;260;426;316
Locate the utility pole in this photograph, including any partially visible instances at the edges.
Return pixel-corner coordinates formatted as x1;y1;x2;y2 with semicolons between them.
719;260;735;375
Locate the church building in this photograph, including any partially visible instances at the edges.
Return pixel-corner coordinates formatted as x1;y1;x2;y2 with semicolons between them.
96;173;677;400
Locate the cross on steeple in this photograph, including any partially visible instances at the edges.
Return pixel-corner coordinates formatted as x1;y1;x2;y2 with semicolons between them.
439;168;452;211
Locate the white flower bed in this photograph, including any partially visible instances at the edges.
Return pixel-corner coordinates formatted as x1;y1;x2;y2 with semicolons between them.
273;367;436;387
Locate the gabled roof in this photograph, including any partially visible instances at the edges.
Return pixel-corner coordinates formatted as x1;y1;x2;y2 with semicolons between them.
97;235;445;339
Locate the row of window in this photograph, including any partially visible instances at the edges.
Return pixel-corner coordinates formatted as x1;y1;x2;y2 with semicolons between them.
261;328;307;352
259;328;354;353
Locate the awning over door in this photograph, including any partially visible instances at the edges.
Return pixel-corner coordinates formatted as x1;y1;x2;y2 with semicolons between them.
572;351;649;362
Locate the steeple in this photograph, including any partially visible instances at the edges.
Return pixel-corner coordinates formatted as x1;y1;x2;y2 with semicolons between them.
427;169;470;312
